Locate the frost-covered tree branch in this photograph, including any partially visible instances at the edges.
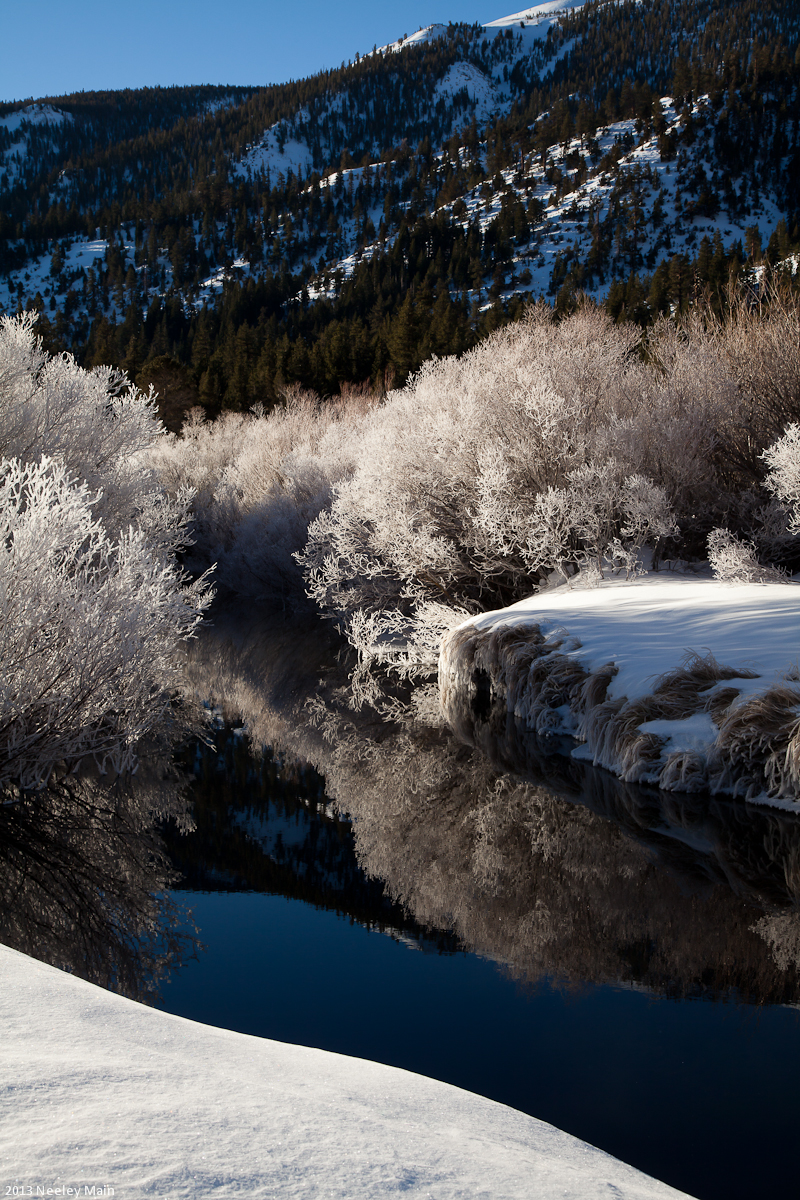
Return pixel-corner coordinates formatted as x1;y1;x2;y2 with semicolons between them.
0;312;167;539
0;457;212;794
0;315;214;798
295;307;678;669
762;424;800;531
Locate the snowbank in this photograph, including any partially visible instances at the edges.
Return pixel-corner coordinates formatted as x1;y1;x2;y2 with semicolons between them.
440;574;800;803
0;944;692;1199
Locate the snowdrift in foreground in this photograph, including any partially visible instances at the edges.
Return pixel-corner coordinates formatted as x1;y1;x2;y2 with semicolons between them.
0;945;692;1199
440;575;800;804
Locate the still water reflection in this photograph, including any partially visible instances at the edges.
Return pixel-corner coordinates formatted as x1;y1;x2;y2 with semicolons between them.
6;608;800;1200
163;610;800;1200
0;759;197;1001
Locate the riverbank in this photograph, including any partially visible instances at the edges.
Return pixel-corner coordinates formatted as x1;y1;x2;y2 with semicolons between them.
439;573;800;804
0;943;693;1199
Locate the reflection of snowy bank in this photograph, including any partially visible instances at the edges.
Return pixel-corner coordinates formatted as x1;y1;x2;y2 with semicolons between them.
440;574;800;803
2;945;692;1200
185;612;800;1003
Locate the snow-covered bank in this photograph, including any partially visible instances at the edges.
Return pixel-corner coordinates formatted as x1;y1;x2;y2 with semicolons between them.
440;574;800;804
0;944;693;1199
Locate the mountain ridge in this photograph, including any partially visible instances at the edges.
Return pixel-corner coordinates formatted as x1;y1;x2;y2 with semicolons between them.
1;0;798;414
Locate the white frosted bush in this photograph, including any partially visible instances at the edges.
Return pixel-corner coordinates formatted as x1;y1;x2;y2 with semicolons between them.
0;457;212;794
707;527;787;584
594;315;741;530
522;487;577;581
297;307;677;668
713;286;800;479
565;460;623;575
762;423;800;530
299;308;612;622
515;467;676;583
0;312;167;540
620;473;678;549
150;389;373;601
0;313;215;796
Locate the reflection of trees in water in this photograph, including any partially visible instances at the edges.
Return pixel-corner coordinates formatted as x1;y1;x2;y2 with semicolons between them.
313;699;800;1003
185;613;800;1004
0;756;199;1003
163;728;461;952
466;708;800;910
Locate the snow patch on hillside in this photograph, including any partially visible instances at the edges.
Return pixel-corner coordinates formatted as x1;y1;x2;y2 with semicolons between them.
428;93;785;311
203;94;240;117
0;942;696;1200
0;104;73;184
0;235;131;320
196;255;251;304
0;102;71;136
377;24;449;56
233;116;316;181
434;62;497;125
485;0;585;41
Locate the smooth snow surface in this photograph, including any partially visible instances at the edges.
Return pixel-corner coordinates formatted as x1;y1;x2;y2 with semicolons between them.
466;574;800;705
451;574;800;798
0;944;694;1199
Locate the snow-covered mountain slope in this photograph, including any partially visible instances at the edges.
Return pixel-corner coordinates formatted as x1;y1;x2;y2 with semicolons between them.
377;22;451;55
1;0;797;398
236;4;579;173
6;78;787;327
487;0;587;21
234;115;317;182
0;101;71;136
0;103;73;186
306;88;789;314
434;60;498;124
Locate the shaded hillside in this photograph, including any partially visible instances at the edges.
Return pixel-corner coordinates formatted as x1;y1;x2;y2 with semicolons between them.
2;0;800;410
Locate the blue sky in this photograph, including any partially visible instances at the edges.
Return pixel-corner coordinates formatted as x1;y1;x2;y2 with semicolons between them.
1;1;507;103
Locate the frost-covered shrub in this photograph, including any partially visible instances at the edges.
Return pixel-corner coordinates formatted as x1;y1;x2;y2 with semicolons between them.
0;457;212;795
547;298;800;558
553;463;676;579
297;307;677;665
712;285;800;481
0;312;168;539
502;464;676;584
596;315;741;536
151;387;374;602
139;296;800;684
762;423;800;530
707;528;787;584
614;288;800;530
0;314;214;797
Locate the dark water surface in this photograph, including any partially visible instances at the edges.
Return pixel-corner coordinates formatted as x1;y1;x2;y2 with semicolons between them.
6;610;800;1200
161;888;800;1200
154;703;800;1200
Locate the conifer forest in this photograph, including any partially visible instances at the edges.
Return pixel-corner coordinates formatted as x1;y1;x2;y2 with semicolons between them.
2;0;799;417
